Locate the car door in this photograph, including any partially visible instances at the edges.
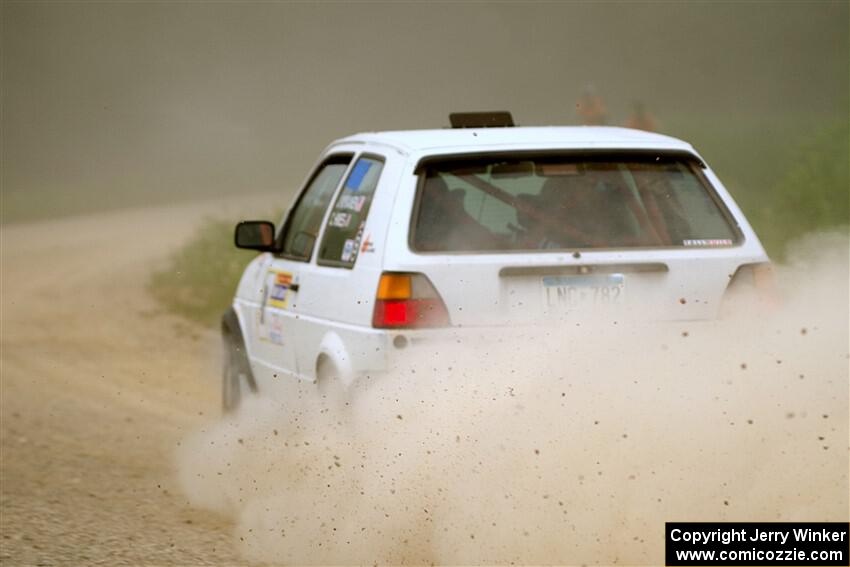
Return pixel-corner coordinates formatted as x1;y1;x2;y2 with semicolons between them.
250;153;353;387
288;153;388;381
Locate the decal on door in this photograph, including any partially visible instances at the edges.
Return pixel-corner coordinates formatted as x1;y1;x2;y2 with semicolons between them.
360;233;375;253
268;270;294;309
257;269;294;346
256;309;286;346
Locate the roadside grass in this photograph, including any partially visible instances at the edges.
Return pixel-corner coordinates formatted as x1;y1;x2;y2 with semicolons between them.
150;118;848;327
665;115;849;259
148;217;261;328
756;121;849;259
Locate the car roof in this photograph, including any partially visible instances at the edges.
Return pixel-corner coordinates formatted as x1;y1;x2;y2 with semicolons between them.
333;126;694;154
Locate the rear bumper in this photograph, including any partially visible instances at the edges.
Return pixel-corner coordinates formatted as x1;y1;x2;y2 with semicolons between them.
362;317;722;377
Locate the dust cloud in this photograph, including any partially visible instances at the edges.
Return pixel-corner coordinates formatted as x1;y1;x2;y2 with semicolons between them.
176;233;848;565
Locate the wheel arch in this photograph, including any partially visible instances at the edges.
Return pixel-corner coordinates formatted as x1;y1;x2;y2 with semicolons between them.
314;331;355;386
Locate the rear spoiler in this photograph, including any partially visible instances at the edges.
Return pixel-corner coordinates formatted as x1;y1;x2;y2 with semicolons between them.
414;149;706;174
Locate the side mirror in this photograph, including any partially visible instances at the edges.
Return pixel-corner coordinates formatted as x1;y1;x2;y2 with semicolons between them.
234;221;277;251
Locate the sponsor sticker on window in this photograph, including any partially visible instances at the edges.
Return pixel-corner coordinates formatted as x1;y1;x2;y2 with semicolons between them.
329;212;352;228
345;160;372;192
683;239;733;247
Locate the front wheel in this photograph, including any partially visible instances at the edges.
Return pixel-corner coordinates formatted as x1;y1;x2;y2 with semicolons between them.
222;334;253;414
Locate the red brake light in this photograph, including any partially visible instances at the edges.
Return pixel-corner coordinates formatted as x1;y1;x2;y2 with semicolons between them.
372;273;450;329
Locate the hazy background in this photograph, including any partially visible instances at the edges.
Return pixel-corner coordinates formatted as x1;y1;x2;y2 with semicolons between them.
2;1;848;253
2;5;847;563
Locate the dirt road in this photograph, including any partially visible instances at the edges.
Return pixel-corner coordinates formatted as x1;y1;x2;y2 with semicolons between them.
3;201;847;566
1;200;267;565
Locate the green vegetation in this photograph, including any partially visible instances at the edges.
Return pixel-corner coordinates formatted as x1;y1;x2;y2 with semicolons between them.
756;121;849;258
148;217;260;327
665;115;849;257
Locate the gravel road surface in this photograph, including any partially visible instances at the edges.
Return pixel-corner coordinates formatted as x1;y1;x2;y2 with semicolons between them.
1;201;264;566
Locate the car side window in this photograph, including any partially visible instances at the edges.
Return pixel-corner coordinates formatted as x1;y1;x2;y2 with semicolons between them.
279;154;353;261
318;155;384;267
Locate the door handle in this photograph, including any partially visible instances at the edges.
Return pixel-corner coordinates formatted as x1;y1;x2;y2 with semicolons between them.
289;283;300;293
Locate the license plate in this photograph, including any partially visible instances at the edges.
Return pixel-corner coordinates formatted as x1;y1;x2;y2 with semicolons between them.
542;274;625;309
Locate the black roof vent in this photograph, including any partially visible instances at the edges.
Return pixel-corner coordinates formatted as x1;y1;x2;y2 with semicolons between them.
449;111;515;129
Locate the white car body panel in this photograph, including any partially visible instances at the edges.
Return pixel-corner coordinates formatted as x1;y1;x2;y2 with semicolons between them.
232;126;770;388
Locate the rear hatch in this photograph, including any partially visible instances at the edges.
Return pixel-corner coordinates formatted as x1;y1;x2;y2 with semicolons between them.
389;150;768;326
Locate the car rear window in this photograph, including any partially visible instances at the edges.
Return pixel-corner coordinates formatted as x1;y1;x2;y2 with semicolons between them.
411;153;740;252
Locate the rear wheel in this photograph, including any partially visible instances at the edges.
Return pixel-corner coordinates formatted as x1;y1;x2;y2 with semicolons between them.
222;334;252;414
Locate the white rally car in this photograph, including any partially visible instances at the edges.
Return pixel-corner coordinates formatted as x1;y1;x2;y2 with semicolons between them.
223;112;772;410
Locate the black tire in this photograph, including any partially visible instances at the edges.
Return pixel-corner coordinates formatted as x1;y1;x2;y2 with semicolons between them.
222;333;253;414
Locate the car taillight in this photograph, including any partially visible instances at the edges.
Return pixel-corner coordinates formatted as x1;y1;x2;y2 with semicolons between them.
372;272;450;329
722;262;781;313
